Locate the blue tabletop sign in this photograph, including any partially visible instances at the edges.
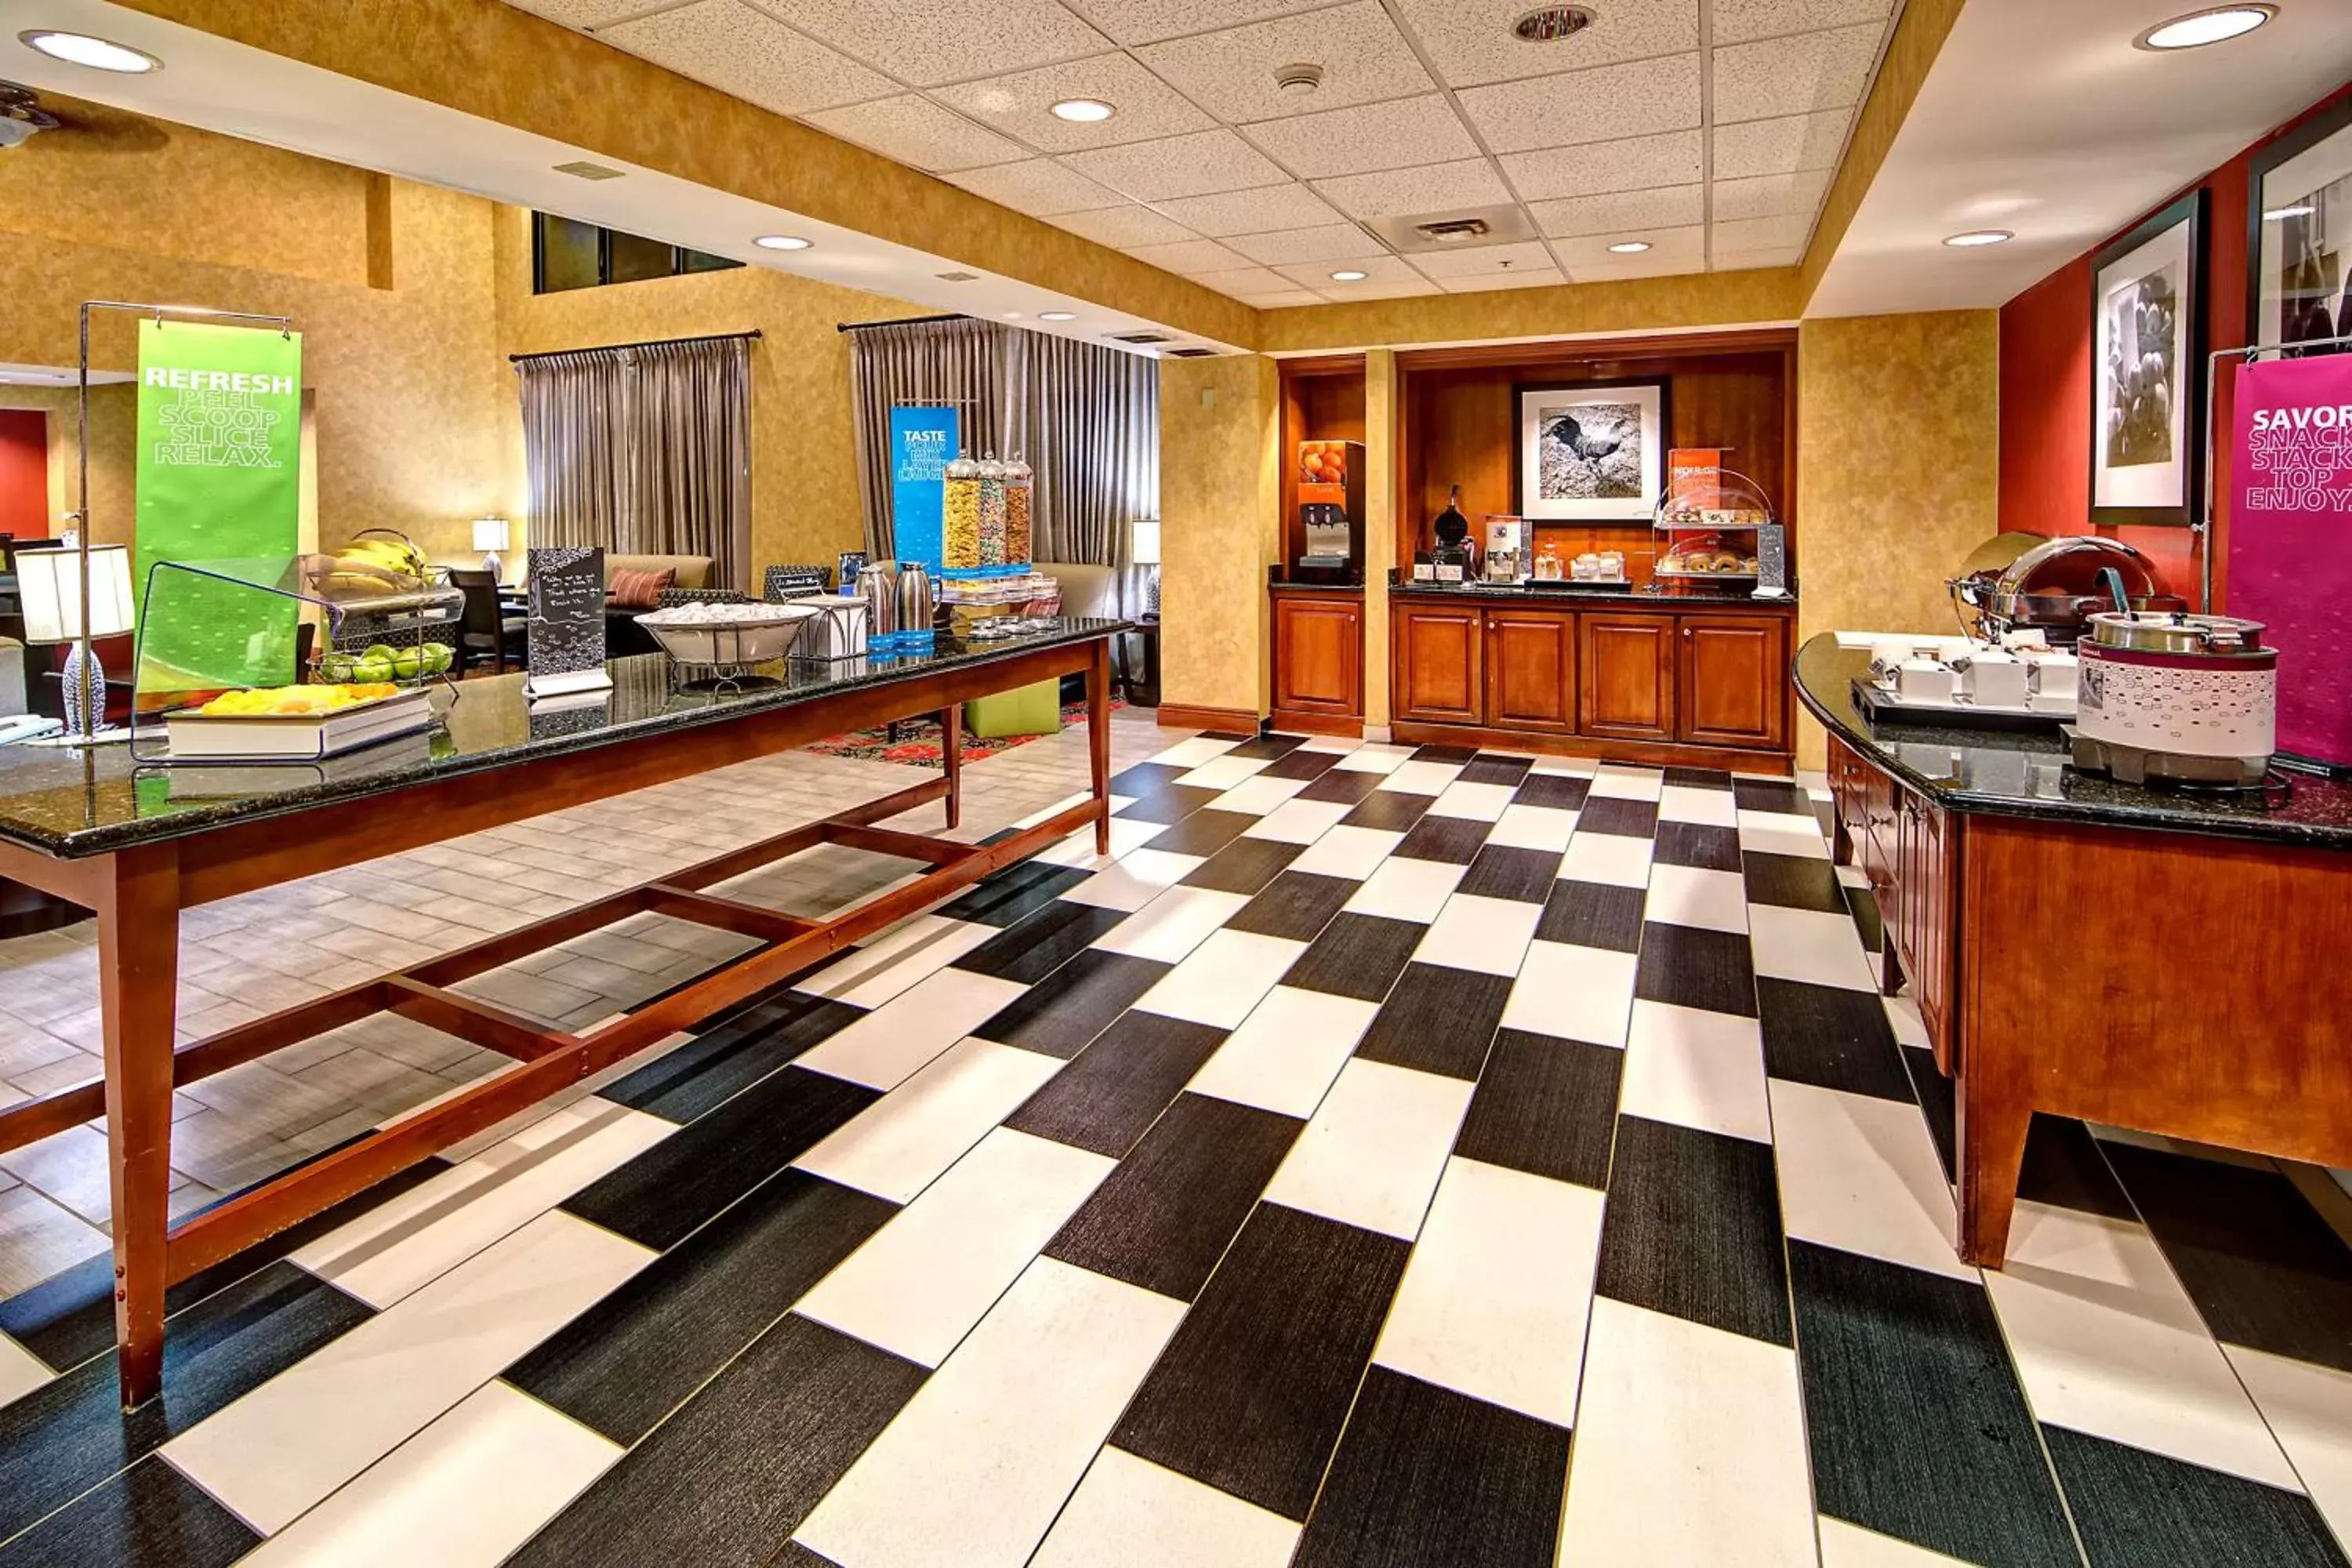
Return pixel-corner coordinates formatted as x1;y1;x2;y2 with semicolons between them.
890;406;958;573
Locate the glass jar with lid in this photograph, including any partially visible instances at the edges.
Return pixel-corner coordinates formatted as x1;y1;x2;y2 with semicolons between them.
1001;453;1034;572
976;454;1007;574
942;450;982;575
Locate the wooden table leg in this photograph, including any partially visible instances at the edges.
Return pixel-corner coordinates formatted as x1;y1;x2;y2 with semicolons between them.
1955;1046;2032;1269
1090;641;1112;855
97;843;181;1410
940;705;961;831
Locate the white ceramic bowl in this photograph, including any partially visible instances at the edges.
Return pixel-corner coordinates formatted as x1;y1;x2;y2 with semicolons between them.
635;605;816;665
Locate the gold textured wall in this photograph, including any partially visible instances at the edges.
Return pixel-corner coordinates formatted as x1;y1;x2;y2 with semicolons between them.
1795;310;2000;764
1160;354;1279;720
1362;350;1397;729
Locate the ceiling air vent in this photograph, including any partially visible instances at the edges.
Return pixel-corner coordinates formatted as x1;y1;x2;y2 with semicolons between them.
935;270;981;282
1512;5;1595;42
552;160;624;181
1167;347;1219;358
1416;217;1490;245
1108;331;1173;344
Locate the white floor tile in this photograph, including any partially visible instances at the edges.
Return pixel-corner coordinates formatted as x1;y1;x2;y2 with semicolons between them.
1297;735;1360;753
1501;942;1637;1049
1378;760;1464;796
793;1258;1186;1568
1178;754;1274;791
1036;814;1165;868
1836;862;1871;890
798;1128;1115;1368
1242;796;1354;844
1588;765;1664;801
1428;780;1517;822
1134;930;1308;1029
795;1037;1065;1206
0;1330;50;1410
2226;1345;2352;1551
1333;743;1413;775
1372;1156;1605;1427
1151;737;1243;769
291;1097;670;1311
1530;753;1599;775
1558;830;1653;890
1091;886;1252;963
1010;791;1095;829
1558;1298;1817;1567
1987;1201;2299;1488
1748;905;1875;991
1487;804;1578;852
1186;986;1377;1119
1657;783;1739;826
1644;864;1748;935
1262;1058;1472;1240
1817;1517;1980;1566
1033;1447;1299;1568
1413;894;1541;977
1287;825;1404;879
1885;994;1929;1050
163;1211;651;1536
1621;1002;1771;1144
1209;775;1308;816
1767;1080;1973;1282
1344;857;1465;924
1061;849;1205;911
1738;809;1829;861
234;1381;619;1567
793;915;1000;1008
795;969;1029;1091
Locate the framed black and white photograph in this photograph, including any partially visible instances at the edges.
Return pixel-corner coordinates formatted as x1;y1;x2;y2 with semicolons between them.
2091;191;2205;528
2249;96;2352;354
1513;379;1668;521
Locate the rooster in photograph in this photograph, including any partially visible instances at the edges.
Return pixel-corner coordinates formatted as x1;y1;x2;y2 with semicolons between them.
1545;413;1623;465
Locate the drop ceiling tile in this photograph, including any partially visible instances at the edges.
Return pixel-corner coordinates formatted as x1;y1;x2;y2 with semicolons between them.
1712;108;1853;178
1406;238;1554;279
804;93;1030;172
1713;245;1809;272
1564;251;1708;284
1388;0;1700;87
1238;95;1480;179
1124;237;1255;273
1047;201;1201;245
1457;53;1702;154
1317;276;1443;302
500;0;646;29
1713;22;1884;124
1153;183;1344;237
1063;0;1330;47
1315;158;1513;221
944;158;1127;215
1711;212;1814;250
1189;265;1297;296
1062;128;1291;200
1500;129;1703;201
1239;289;1325;307
1439;267;1567;293
1711;168;1832;222
1548;224;1704;266
599;0;898;114
1713;0;1894;45
1273;253;1421;289
932;51;1214;151
1225;222;1384;265
1134;2;1435;123
1528;184;1703;239
753;0;1110;87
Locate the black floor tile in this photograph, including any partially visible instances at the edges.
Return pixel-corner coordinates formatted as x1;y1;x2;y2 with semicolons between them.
1904;1044;1958;1183
2043;1424;2350;1568
561;1066;879;1251
1283;913;1425;1004
936;859;1094;926
0;1456;258;1568
2103;1142;2352;1373
1227;734;1308;760
1228;871;1358;942
1733;778;1813;815
1456;846;1563;902
1452;1029;1621;1189
1411;744;1479;764
1512;774;1589;811
1294;1366;1569;1568
1534;880;1647;953
1112;782;1225;826
1757;978;1911;1102
2018;1115;2136;1220
1145;809;1259;858
1356;962;1512;1081
1110;760;1186;797
0;1263;371;1544
1459;754;1535;786
1845;884;1885;953
1742;851;1849;913
1393;815;1493;865
506;1315;924;1568
1789;1241;2082;1568
1002;1011;1230;1159
1635;921;1758;1018
1200;730;1257;742
601;993;864;1125
1595;1116;1790;1346
971;949;1169;1059
1298;768;1385;805
1112;1203;1413;1522
1576;797;1659;838
1664;767;1734;789
1260;747;1340;782
1183;837;1306;895
1046;1094;1304;1301
1341;789;1433;833
1653;821;1744;871
950;899;1131;984
508;1171;895;1444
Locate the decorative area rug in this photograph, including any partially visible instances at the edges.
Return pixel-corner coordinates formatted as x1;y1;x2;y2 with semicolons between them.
804;696;1122;767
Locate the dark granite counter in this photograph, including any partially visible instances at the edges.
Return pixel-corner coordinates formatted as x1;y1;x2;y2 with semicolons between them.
1795;633;2352;849
1266;579;1366;595
0;621;1126;859
1391;578;1794;607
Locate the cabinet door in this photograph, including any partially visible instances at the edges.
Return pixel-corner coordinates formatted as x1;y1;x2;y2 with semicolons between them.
1578;615;1675;740
1483;608;1576;733
1394;604;1483;725
1677;615;1788;749
1273;597;1363;718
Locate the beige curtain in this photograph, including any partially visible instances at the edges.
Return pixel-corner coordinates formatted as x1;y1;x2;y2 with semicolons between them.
1015;333;1160;573
849;318;1014;558
517;349;626;557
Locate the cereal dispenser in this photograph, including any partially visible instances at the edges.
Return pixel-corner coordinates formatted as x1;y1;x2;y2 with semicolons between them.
977;454;1007;575
1002;453;1034;573
942;451;982;576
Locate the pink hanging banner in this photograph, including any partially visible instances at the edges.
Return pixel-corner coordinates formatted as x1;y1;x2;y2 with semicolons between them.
2227;353;2352;764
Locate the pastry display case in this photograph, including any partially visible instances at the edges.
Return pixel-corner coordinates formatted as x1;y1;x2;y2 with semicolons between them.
1653;469;1772;585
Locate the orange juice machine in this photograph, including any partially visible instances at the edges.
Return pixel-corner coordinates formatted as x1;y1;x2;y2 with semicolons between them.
1295;439;1366;583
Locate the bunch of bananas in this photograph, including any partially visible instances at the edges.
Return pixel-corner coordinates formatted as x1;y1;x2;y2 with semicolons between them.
318;535;429;599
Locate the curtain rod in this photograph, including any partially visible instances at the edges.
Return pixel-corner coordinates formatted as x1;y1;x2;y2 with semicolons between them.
837;313;965;334
509;328;762;363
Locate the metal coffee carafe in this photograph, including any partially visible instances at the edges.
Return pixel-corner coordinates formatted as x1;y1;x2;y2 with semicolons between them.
857;561;898;649
897;561;936;651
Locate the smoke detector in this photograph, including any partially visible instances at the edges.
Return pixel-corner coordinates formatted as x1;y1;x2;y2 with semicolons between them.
1273;62;1324;96
1512;5;1596;42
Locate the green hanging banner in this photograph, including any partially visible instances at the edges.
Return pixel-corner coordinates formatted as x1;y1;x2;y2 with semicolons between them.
134;318;303;691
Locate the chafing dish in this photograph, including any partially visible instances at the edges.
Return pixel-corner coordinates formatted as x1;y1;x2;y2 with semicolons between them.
2069;609;2277;787
1951;535;2184;643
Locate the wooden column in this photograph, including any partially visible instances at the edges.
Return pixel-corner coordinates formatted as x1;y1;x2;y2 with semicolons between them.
1362;348;1397;734
940;705;962;830
97;843;180;1410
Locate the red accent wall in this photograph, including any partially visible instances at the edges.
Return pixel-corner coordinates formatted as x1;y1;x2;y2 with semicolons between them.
1997;84;2351;608
0;408;46;543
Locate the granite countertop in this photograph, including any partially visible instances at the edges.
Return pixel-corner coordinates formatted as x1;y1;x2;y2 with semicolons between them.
1389;577;1795;607
0;620;1127;859
1794;634;2352;848
1266;579;1366;594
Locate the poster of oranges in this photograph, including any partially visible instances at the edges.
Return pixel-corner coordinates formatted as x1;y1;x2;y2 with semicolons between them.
1298;440;1351;488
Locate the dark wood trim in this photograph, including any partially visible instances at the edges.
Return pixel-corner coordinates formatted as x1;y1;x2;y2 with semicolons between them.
2089;187;2206;531
1394;326;1800;373
1388;717;1792;774
1270;709;1363;738
385;978;577;1062
1157;702;1258;732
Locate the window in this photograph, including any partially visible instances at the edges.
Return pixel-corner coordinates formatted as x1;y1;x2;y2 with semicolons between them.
532;212;742;294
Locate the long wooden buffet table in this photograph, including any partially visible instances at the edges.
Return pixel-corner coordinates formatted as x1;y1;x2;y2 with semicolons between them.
0;626;1121;1406
1795;634;2352;1267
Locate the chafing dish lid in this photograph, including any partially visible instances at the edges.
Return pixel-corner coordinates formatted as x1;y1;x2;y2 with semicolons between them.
1993;535;2162;599
2084;610;2268;655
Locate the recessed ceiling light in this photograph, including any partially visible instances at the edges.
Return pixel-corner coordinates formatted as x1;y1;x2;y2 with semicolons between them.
1050;98;1115;123
19;30;161;72
1512;5;1596;42
1330;269;1370;281
2135;4;2275;49
754;234;812;251
1606;240;1653;254
1039;310;1076;321
1001;311;1024;320
1944;229;2014;248
2264;202;2316;221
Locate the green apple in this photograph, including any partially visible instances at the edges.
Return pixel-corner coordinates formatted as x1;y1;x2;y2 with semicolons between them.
364;644;398;662
421;642;454;674
392;648;426;678
354;658;394;683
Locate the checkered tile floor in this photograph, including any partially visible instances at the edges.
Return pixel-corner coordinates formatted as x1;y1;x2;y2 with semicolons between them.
0;732;2347;1566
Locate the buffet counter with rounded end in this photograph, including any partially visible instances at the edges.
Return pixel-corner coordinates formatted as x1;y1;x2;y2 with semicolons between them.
1794;633;2352;1268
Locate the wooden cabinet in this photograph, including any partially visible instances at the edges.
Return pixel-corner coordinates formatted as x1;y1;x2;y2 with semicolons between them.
1677;614;1788;750
1483;608;1575;733
1579;615;1676;741
1272;594;1363;720
1395;602;1485;724
1893;788;1954;1068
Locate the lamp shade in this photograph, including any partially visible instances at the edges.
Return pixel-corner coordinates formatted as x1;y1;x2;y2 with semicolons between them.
1131;517;1162;566
472;517;511;553
17;544;136;644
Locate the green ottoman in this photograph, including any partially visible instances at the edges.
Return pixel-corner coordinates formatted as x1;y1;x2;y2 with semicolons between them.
964;678;1062;739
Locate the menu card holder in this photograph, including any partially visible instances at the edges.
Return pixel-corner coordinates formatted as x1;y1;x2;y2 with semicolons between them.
524;546;613;700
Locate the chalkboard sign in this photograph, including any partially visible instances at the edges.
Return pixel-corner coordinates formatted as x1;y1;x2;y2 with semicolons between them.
525;546;613;698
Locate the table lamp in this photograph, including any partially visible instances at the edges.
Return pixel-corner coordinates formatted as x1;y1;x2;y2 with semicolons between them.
473;517;511;583
1131;514;1161;615
17;543;135;739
